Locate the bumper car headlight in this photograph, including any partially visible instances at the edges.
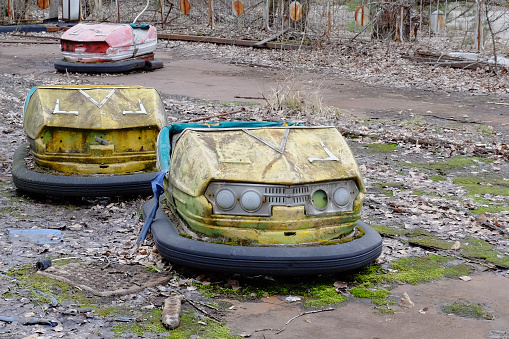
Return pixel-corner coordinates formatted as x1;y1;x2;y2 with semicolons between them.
240;190;262;212
216;189;236;210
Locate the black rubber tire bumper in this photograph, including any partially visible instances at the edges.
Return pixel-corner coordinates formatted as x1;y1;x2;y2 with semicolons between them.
54;58;163;73
0;24;47;33
12;144;155;197
143;198;383;276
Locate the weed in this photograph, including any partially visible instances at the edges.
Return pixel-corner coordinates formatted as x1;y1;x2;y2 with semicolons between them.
476;124;493;136
402;117;425;129
264;78;338;118
442;300;494;320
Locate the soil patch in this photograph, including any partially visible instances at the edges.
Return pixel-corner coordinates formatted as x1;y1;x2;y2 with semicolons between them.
38;261;171;297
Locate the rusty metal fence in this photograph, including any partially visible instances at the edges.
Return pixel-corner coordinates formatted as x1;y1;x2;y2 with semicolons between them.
3;0;509;55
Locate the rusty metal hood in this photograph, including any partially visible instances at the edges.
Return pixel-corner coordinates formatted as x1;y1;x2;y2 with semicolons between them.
169;127;364;197
23;85;166;140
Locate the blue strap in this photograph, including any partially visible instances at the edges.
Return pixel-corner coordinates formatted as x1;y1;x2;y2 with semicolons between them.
136;169;168;245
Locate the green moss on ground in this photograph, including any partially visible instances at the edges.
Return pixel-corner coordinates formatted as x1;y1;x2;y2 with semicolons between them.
8;265;94;306
452;177;509;214
364;143;397;153
112;309;168;337
371;225;408;237
442;300;494;320
167;313;237;339
350;287;395;313
443;263;474;278
351;255;452;285
374;182;406;197
303;286;347;308
399;157;494;174
407;229;454;250
461;238;509;268
372;226;509;269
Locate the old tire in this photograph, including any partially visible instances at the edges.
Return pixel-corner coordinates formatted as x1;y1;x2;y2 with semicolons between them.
54;59;146;73
12;144;155;197
143;198;383;276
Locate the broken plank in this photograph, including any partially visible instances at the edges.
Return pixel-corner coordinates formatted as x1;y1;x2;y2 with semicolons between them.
254;28;289;46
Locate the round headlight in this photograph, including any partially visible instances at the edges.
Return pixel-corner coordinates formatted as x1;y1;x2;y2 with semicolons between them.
311;189;328;209
240;191;262;212
333;187;350;206
216;189;236;210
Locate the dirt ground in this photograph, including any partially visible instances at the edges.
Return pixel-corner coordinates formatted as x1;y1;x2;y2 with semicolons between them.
0;38;508;339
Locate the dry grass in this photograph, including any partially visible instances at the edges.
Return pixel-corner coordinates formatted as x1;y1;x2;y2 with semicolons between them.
263;78;340;121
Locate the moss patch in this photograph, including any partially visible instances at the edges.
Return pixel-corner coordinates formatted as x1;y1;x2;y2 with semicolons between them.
442;300;494;320
399;157;494;174
443;263;474;278
8;265;94;306
351;255;452;285
350;287;395;313
452;177;509;214
303;286;347;308
374;182;406;197
112;309;168;337
371;225;408;237
407;229;454;250
460;238;509;268
374;225;509;269
167;312;237;339
364;143;397;153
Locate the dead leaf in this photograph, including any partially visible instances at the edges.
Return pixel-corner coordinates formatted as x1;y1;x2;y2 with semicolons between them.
451;241;461;250
333;281;348;289
228;279;241;290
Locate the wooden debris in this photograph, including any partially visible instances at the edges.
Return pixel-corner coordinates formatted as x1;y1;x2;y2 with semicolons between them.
254;29;289;47
403;50;490;70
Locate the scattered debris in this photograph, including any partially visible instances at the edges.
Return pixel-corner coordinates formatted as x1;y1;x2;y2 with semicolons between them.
451;241;462;250
285;296;301;302
275;308;335;334
161;295;183;329
400;292;415;308
8;229;63;245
